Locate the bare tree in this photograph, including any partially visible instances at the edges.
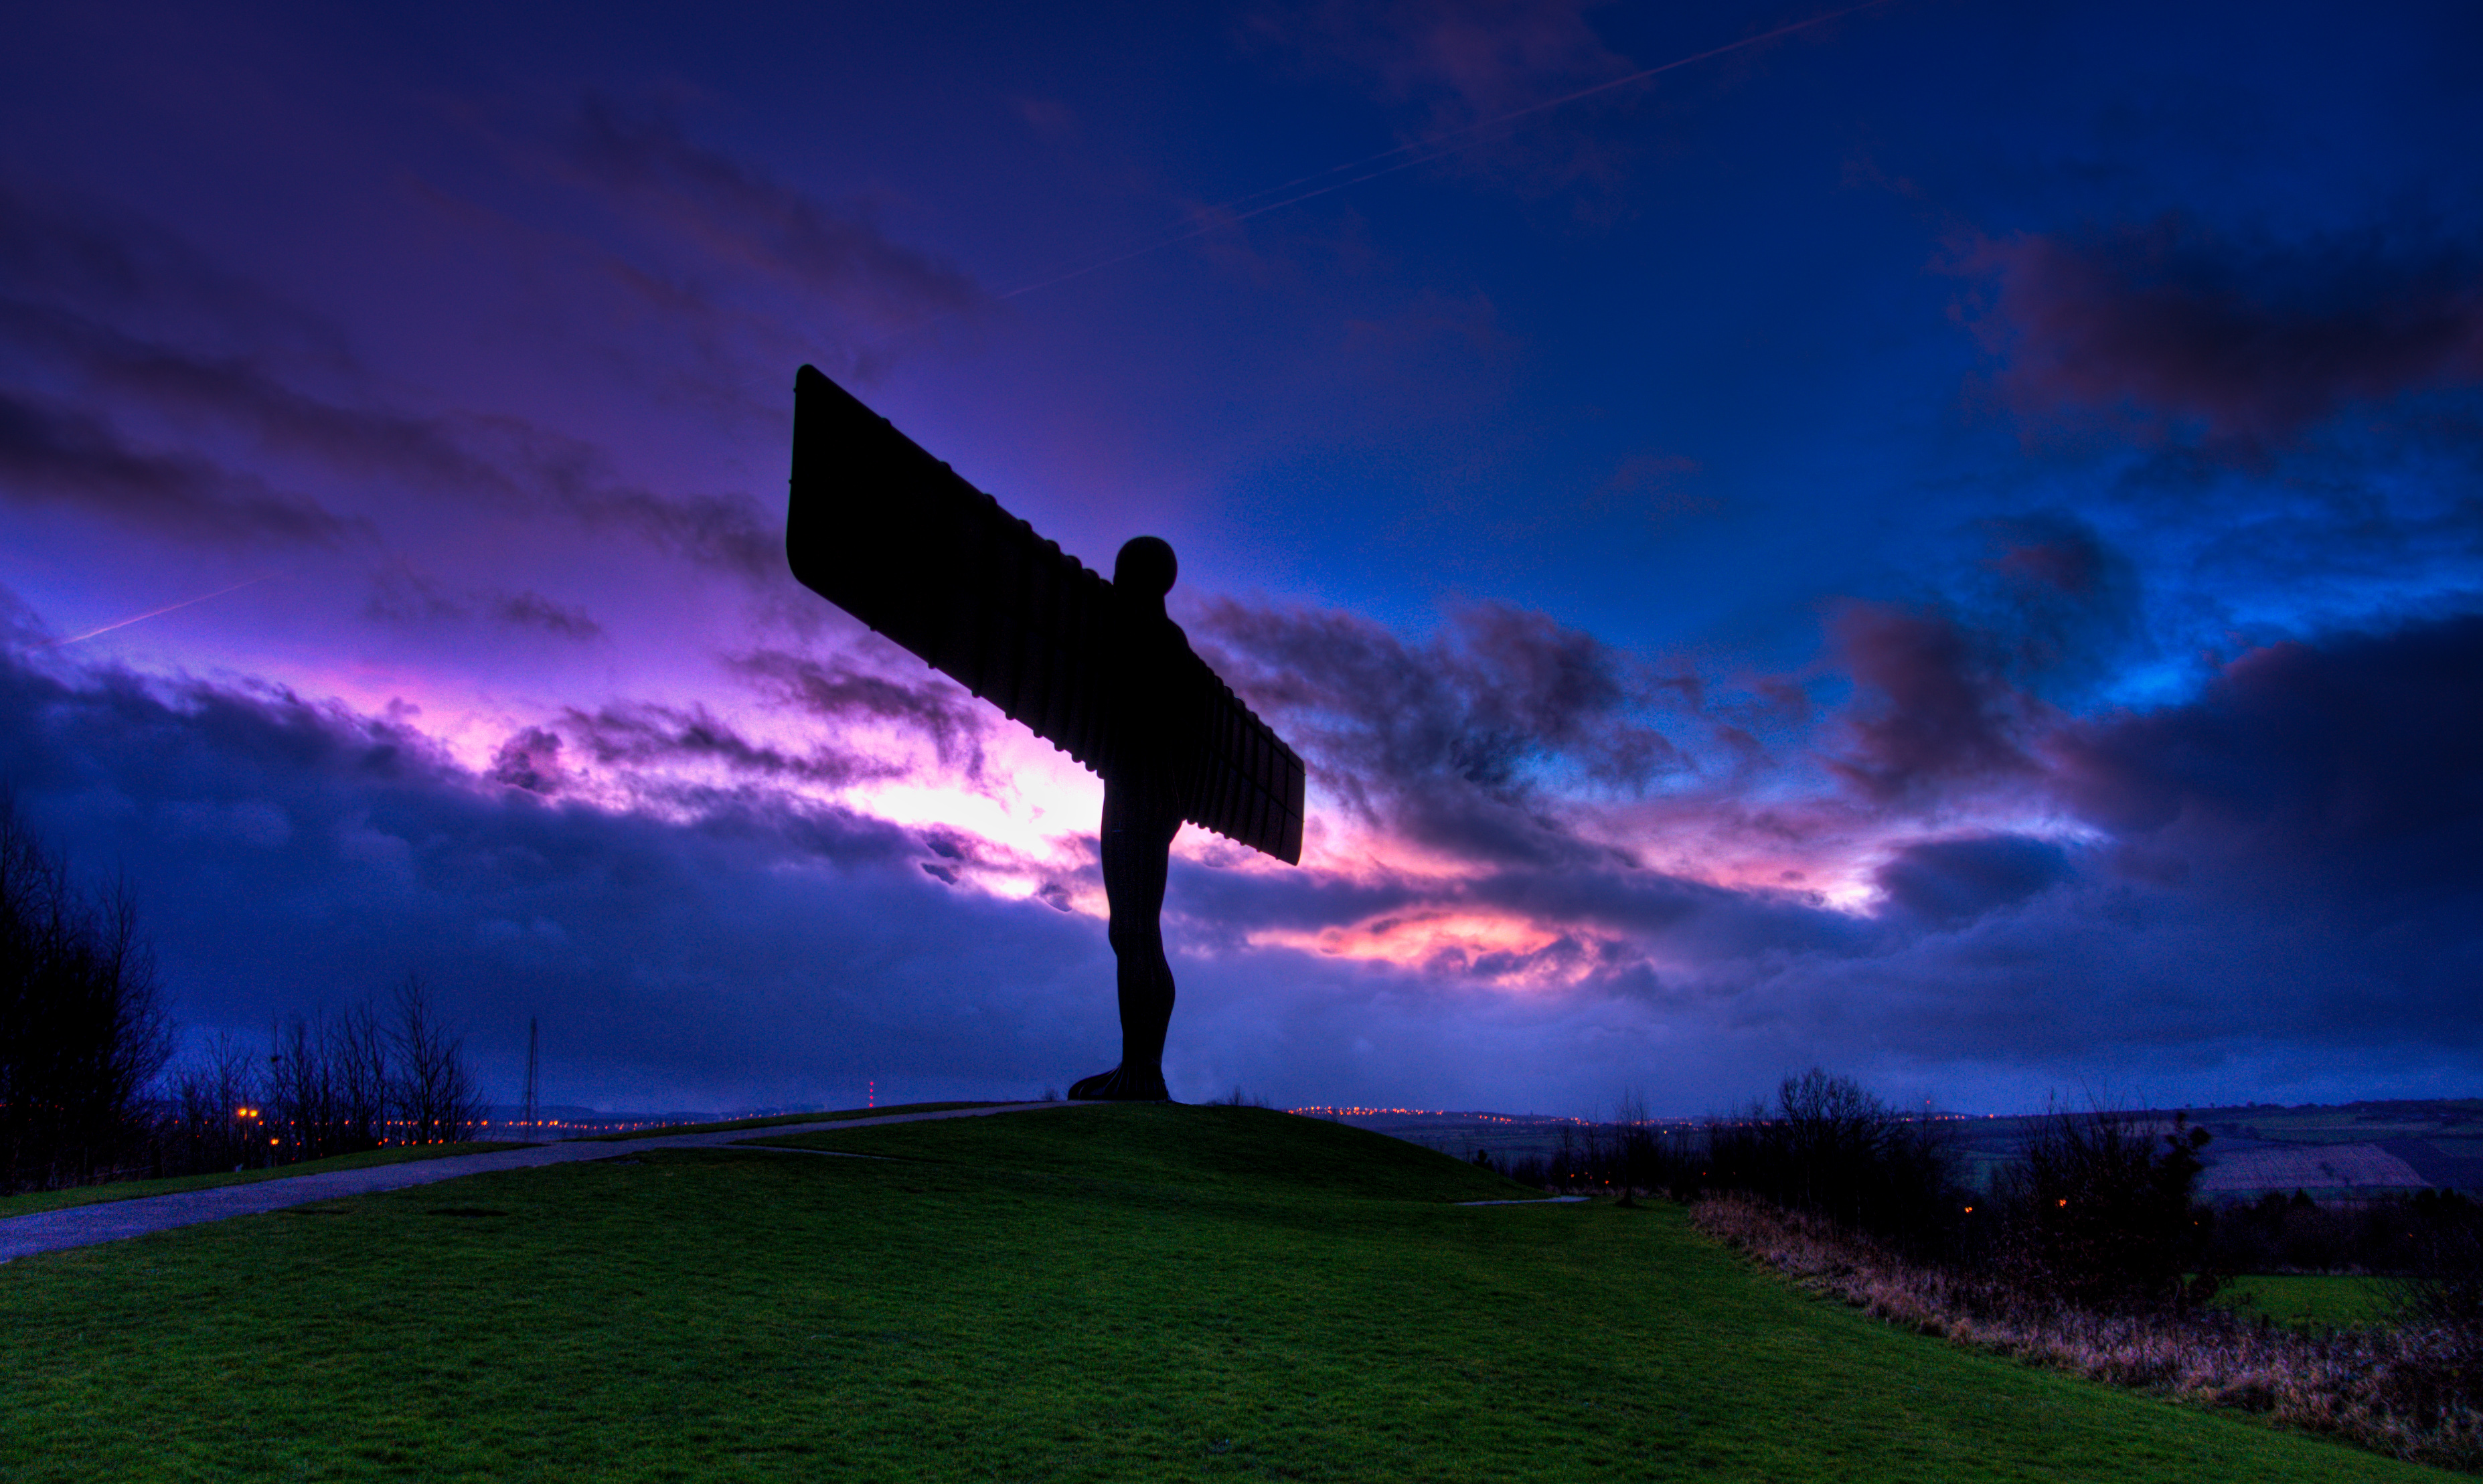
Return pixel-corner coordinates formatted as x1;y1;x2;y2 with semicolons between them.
333;997;390;1152
0;791;172;1192
267;1013;334;1162
1776;1067;1896;1220
1688;1070;1963;1255
154;997;400;1175
261;1003;403;1162
389;974;480;1144
1614;1090;1656;1203
166;1032;261;1174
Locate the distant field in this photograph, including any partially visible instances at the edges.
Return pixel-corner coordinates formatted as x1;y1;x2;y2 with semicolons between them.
2197;1147;2429;1196
0;1106;2450;1481
2214;1273;2396;1330
0;1141;534;1218
1949;1099;2483;1198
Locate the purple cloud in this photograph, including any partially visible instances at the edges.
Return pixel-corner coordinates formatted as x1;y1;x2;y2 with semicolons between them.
558;699;896;791
732;648;993;779
0;643;1117;1108
0;386;357;544
0;179;784;581
1825;602;2042;805
3;593;2479;1115
1874;834;2073;926
564;96;984;334
1197;596;1682;867
2049;613;2483;908
1959;217;2483;450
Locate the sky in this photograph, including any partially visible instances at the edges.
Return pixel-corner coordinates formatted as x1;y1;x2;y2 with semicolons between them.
3;0;2479;1117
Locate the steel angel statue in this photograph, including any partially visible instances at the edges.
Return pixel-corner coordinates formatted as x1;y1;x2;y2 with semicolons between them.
787;365;1305;1099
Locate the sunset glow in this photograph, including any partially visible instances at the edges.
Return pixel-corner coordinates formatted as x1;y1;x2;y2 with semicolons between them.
2;1;2477;1115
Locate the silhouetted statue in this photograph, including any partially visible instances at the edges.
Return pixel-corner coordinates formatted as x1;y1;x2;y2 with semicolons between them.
785;365;1305;1100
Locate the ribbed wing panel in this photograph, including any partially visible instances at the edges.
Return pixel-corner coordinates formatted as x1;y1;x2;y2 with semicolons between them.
788;363;1304;864
1184;660;1307;864
789;364;1117;777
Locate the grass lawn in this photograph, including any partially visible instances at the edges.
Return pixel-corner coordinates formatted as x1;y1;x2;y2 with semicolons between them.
0;1105;2453;1482
2213;1272;2397;1330
0;1141;535;1218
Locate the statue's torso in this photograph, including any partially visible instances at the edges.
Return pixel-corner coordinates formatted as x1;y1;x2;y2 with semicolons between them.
1106;604;1201;811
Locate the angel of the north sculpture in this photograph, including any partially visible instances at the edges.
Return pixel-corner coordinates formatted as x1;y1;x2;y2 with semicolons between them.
787;364;1307;1101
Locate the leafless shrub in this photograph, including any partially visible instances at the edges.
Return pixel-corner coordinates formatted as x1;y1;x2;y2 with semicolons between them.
1694;1193;2483;1471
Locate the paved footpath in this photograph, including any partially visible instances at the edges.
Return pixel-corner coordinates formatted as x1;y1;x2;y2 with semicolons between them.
0;1102;1078;1264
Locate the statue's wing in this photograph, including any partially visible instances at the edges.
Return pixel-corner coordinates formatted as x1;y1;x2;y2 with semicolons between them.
789;365;1305;863
791;364;1120;774
1184;658;1307;865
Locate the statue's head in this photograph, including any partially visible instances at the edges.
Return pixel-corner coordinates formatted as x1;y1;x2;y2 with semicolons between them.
1115;536;1178;598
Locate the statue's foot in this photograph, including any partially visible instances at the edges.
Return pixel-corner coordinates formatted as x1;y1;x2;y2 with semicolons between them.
1068;1065;1171;1101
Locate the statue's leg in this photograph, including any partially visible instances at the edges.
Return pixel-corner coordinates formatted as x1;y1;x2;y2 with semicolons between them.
1071;780;1179;1100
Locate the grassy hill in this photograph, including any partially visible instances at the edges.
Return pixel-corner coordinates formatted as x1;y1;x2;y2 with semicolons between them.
0;1104;2450;1481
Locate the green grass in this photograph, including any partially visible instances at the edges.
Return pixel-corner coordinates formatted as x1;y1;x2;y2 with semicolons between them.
574;1100;1000;1141
0;1105;2452;1482
0;1141;534;1217
2213;1272;2396;1330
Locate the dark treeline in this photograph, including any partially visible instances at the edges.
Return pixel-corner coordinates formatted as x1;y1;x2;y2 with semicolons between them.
2;792;485;1196
155;977;485;1180
0;793;171;1191
1481;1069;2483;1314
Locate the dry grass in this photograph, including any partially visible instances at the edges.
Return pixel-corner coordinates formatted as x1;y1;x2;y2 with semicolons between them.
1692;1192;2483;1474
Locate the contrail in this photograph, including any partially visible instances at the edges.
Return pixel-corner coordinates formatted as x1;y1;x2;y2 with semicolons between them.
44;576;270;647
983;0;1898;307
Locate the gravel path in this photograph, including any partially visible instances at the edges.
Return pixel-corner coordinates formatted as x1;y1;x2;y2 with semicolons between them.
0;1102;1078;1264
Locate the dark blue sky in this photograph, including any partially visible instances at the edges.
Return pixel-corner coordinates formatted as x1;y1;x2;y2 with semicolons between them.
3;1;2478;1114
